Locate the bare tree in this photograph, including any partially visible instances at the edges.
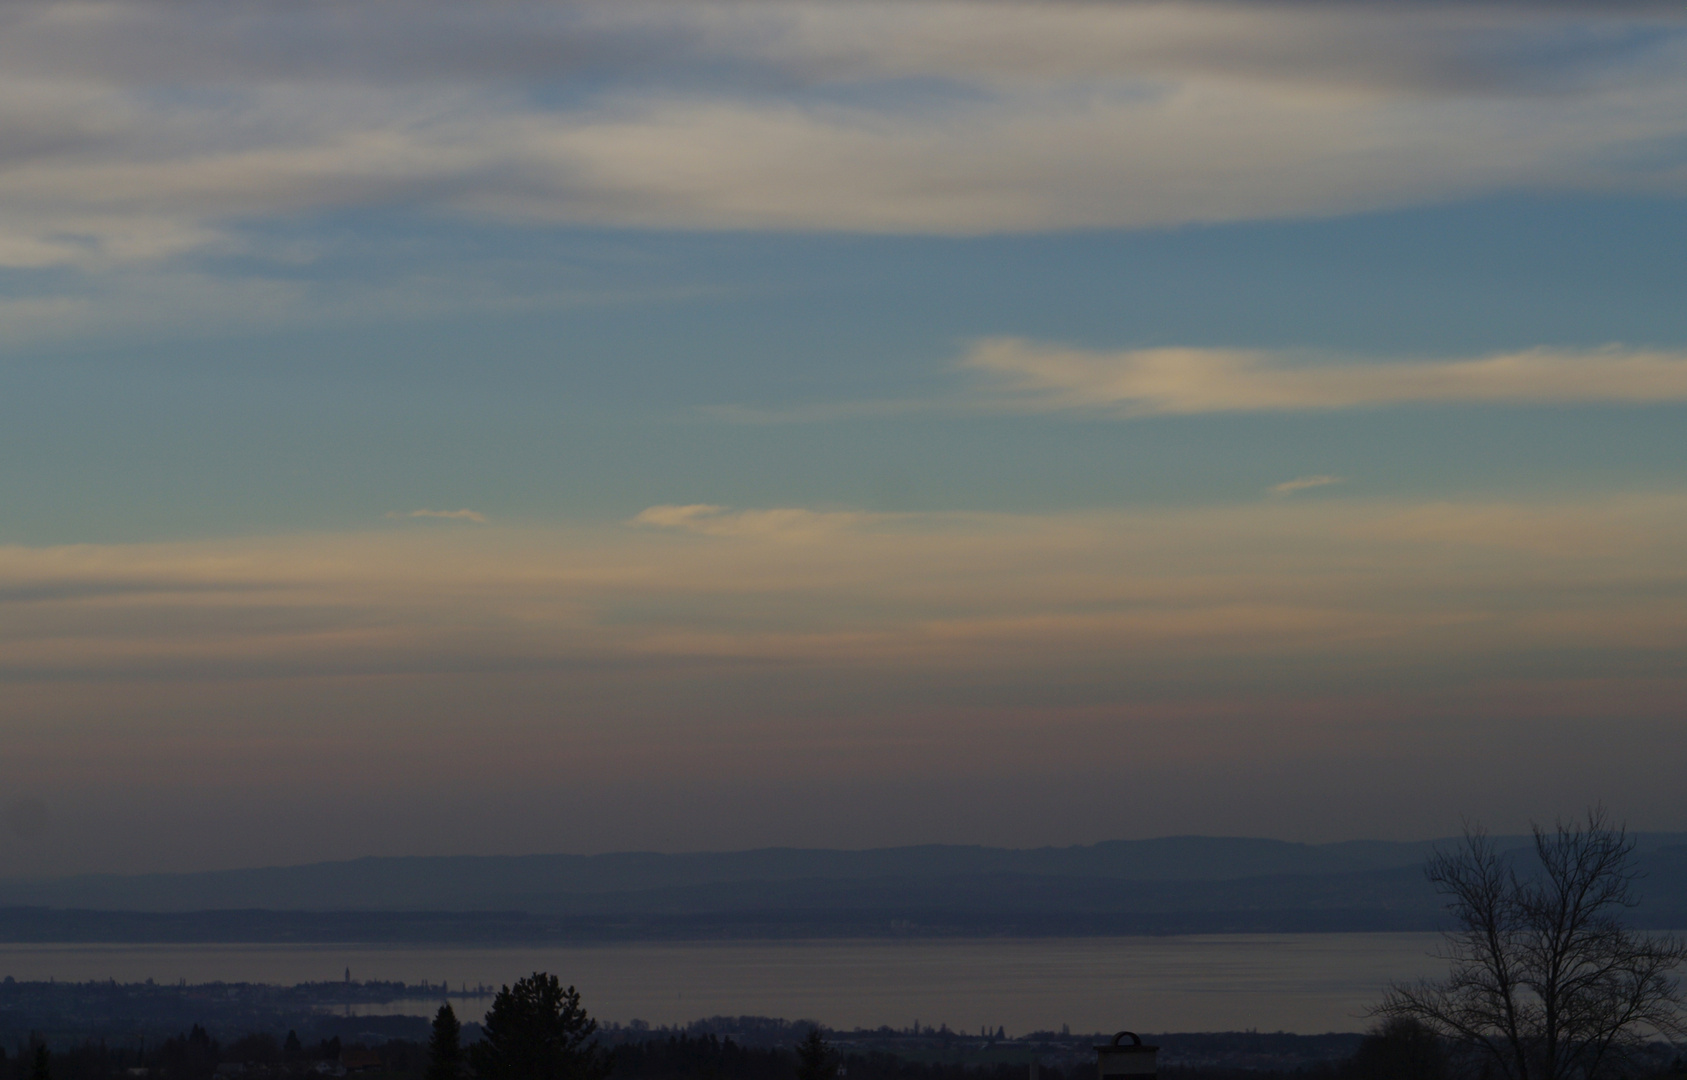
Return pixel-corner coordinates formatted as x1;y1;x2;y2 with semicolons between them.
1378;808;1687;1080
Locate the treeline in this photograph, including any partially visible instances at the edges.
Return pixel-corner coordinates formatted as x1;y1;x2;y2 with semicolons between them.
0;1026;370;1080
0;1035;1366;1080
14;1027;1683;1080
8;960;1685;1080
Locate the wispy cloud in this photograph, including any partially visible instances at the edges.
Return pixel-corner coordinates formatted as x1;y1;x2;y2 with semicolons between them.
1272;476;1344;496
388;509;486;523
9;493;1687;866
707;342;1687;424
632;504;871;539
960;340;1687;415
0;0;1685;281
631;504;728;530
8;492;1687;686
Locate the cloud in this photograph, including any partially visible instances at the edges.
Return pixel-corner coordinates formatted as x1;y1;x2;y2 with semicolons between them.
0;0;1684;281
631;504;728;530
389;509;487;523
1272;475;1344;496
5;492;1687;686
712;341;1687;423
632;504;870;539
8;494;1687;867
960;340;1687;415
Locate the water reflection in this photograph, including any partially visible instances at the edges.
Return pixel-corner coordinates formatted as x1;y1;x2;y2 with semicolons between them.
0;935;1448;1034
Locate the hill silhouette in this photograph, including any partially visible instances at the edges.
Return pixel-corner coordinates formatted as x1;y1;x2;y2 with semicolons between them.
5;835;1687;941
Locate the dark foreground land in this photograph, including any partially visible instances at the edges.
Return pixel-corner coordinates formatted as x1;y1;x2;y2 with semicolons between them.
3;978;1681;1080
0;1031;1367;1080
0;978;1378;1080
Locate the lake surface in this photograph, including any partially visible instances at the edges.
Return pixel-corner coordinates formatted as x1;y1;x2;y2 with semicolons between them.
0;935;1449;1035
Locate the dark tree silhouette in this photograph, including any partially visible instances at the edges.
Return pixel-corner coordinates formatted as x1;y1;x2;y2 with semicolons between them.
225;1033;278;1064
159;1026;218;1080
427;1002;463;1080
31;1044;50;1080
795;1028;833;1080
1347;1018;1447;1080
470;972;609;1080
1377;808;1687;1080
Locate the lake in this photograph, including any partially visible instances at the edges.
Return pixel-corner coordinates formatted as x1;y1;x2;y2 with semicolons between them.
0;934;1449;1035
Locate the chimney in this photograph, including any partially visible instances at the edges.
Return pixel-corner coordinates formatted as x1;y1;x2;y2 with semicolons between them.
1096;1032;1157;1080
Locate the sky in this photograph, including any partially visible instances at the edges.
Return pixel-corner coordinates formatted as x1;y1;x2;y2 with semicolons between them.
4;0;1687;877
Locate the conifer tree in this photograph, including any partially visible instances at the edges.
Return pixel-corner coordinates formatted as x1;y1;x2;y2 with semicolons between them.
795;1028;832;1080
427;1003;462;1080
470;973;608;1080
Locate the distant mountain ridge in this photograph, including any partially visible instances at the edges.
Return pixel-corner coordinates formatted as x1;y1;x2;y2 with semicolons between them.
5;834;1687;941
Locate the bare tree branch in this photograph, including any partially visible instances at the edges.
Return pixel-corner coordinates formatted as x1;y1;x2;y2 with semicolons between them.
1375;809;1687;1080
